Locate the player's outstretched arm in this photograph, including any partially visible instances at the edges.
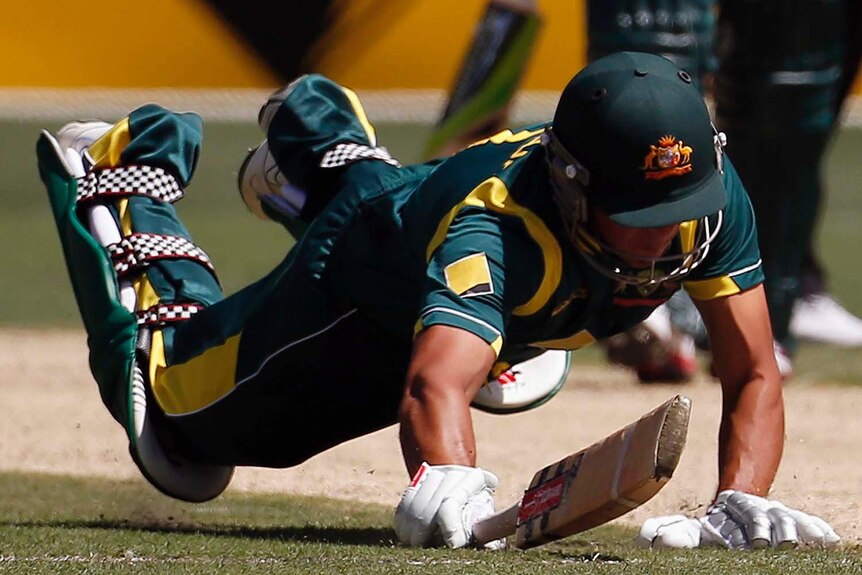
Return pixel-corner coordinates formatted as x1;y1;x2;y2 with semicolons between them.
700;284;784;496
638;285;839;549
395;325;503;548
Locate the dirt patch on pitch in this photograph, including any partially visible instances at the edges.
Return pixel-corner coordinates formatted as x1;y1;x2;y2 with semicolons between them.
1;328;859;544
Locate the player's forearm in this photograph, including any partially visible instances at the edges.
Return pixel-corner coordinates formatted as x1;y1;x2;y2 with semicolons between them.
717;374;785;496
398;375;478;476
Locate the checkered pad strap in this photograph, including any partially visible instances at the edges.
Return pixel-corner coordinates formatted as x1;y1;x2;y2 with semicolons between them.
108;233;215;277
76;165;184;204
320;142;400;168
136;302;205;326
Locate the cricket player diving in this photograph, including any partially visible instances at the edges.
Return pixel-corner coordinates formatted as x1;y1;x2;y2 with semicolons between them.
37;52;839;550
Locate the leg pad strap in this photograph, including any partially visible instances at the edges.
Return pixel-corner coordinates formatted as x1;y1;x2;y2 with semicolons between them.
37;128;233;502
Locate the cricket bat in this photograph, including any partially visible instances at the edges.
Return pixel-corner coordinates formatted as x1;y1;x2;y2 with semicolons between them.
473;395;692;548
424;0;542;158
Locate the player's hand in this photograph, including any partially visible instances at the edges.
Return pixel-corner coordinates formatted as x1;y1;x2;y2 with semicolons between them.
637;491;841;549
394;462;503;549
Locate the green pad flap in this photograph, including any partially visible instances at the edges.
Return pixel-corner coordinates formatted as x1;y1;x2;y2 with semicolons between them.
36;132;138;435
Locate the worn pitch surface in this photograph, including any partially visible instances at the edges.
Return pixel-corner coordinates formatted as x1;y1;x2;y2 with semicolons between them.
2;328;858;544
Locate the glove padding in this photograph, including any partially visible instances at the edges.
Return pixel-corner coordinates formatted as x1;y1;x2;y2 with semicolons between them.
394;462;503;549
637;490;841;550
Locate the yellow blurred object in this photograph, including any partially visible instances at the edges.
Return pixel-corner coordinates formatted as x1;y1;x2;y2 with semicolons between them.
6;0;585;89
4;0;277;87
11;0;857;92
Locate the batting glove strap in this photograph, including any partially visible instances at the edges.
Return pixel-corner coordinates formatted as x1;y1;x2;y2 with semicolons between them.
394;462;499;549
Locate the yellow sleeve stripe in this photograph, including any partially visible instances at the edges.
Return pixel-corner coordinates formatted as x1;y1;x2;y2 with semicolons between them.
490;335;503;356
340;86;377;146
149;330;242;415
684;275;742;300
426;176;562;316
88;117;132;169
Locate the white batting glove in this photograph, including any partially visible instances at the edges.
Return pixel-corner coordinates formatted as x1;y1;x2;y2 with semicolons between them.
637;490;841;550
637;515;703;548
394;462;503;549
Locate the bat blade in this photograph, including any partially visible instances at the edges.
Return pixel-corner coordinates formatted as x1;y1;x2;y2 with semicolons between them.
473;394;691;548
423;0;542;158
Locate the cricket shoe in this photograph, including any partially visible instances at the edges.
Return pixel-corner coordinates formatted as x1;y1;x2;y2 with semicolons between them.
789;292;862;347
238;77;311;221
635;344;698;383
472;349;572;414
258;76;308;132
237;139;307;222
54;120;112;177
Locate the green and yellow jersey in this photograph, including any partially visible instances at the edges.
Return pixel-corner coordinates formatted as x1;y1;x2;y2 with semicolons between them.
332;123;763;365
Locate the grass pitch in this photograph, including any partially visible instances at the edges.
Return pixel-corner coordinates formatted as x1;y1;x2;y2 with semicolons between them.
0;472;859;575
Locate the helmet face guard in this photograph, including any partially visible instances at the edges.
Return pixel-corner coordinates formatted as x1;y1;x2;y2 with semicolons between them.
573;212;723;287
543;126;725;287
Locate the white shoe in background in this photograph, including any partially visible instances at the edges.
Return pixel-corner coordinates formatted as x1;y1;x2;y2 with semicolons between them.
790;292;862;347
773;340;794;380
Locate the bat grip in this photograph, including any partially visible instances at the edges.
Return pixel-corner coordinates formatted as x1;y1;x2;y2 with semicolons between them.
472;503;520;545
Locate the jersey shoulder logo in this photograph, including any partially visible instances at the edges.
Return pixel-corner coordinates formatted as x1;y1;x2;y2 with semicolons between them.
444;252;494;298
641;135;693;180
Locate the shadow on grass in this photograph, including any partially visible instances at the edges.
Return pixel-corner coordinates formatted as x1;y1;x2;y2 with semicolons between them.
1;518;395;547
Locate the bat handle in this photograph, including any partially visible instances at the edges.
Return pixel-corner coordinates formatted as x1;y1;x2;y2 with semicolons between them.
473;503;520;546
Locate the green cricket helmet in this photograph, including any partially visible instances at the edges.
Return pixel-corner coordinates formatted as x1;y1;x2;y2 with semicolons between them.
544;51;727;286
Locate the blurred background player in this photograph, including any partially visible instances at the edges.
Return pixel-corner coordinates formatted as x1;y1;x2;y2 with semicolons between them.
714;0;862;352
585;0;718;381
586;0;717;90
585;0;862;377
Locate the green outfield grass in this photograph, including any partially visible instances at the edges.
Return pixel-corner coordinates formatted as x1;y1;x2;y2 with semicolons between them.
0;472;859;575
4;120;862;381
